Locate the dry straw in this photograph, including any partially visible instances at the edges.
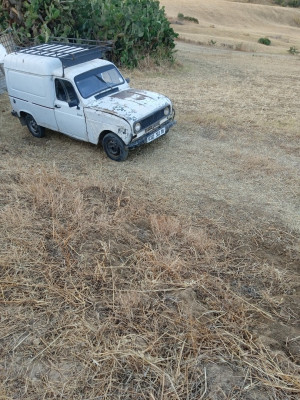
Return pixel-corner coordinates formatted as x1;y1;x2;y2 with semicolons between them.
0;165;299;399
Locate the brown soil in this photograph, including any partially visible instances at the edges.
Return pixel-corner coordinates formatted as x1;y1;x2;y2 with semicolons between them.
0;29;300;400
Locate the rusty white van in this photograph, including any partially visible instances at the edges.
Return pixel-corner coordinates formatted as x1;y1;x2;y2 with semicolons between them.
4;42;176;161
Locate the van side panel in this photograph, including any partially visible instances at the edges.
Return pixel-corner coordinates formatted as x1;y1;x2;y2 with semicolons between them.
8;70;47;97
6;70;54;108
10;97;58;131
6;71;58;131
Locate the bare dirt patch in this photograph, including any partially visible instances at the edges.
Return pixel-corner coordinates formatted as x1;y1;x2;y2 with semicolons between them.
0;40;300;398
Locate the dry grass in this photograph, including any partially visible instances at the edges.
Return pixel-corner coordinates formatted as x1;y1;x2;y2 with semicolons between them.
293;16;300;27
162;0;300;54
0;161;299;399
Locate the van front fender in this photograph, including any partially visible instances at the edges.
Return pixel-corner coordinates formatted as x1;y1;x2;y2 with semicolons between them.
85;109;132;145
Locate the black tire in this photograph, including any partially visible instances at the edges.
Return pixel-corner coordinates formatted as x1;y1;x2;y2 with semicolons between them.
102;133;129;161
25;114;45;138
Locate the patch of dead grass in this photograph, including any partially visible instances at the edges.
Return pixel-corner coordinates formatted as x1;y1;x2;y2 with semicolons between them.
1;165;299;399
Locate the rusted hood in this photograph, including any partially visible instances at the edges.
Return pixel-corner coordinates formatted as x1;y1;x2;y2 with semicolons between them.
86;89;171;124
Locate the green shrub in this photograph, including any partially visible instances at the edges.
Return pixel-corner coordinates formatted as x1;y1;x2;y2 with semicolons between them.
287;0;300;7
273;0;300;6
184;16;199;24
0;3;9;30
258;37;271;46
177;13;199;24
0;0;178;68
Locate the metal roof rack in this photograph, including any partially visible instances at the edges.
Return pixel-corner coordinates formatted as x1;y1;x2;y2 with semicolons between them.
16;39;113;70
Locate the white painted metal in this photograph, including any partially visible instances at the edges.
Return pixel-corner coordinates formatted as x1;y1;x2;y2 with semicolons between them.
4;44;174;153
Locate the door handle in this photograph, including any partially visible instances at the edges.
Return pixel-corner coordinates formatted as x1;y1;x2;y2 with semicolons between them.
55;104;61;109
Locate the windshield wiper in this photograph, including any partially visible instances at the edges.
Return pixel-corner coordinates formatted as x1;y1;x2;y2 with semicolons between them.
94;87;119;100
94;75;119;99
96;75;114;91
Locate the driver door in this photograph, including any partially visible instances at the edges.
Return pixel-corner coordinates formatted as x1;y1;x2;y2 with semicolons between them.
54;79;88;141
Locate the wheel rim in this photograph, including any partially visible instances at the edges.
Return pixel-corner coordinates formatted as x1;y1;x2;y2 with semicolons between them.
29;118;39;134
107;138;121;156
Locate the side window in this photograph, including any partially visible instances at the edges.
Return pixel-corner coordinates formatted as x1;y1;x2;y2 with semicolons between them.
64;80;78;102
55;79;78;103
55;79;66;101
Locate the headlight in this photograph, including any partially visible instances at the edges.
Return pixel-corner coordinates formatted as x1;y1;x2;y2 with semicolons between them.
164;106;170;116
134;122;141;133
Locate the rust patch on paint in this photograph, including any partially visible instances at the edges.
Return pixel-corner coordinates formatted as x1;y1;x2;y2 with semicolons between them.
111;90;147;101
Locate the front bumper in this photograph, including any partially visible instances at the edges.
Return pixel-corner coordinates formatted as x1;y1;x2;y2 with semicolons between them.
128;119;176;149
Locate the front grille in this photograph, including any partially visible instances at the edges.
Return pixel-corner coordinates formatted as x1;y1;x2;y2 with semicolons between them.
140;108;166;130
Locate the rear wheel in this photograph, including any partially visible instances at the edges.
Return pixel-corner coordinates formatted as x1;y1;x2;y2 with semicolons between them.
25;114;45;138
102;133;128;161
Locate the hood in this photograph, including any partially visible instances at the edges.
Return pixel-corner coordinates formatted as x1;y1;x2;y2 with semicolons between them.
86;89;170;124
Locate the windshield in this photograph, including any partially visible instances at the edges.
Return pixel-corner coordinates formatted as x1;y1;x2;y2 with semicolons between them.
74;65;125;99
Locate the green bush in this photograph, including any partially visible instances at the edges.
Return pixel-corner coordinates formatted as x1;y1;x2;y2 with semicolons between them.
258;37;271;46
287;0;300;7
1;0;178;68
273;0;300;6
184;16;199;24
177;13;199;24
0;2;9;30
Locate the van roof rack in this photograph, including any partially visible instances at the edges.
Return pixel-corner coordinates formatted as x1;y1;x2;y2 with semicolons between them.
16;40;113;69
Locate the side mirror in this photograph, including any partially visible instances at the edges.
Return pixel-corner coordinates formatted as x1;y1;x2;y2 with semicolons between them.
126;78;130;84
68;99;79;108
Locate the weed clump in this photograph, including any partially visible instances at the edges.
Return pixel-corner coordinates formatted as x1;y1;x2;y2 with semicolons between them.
288;46;299;54
208;39;217;46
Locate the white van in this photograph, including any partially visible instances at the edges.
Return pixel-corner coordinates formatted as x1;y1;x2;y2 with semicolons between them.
4;42;176;161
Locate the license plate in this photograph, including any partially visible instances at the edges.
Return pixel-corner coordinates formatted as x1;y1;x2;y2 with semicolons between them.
146;127;166;143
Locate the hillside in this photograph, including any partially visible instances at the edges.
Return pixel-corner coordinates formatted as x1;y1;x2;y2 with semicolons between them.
161;0;300;53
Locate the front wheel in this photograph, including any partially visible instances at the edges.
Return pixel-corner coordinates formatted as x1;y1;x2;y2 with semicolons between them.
102;133;128;162
25;114;45;138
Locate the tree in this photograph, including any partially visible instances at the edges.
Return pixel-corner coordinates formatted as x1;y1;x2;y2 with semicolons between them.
0;0;178;67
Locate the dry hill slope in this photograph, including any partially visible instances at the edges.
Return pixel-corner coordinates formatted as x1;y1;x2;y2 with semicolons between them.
161;0;300;53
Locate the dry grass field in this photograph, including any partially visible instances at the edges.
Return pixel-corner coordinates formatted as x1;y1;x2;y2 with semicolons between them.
1;1;300;399
162;0;300;54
